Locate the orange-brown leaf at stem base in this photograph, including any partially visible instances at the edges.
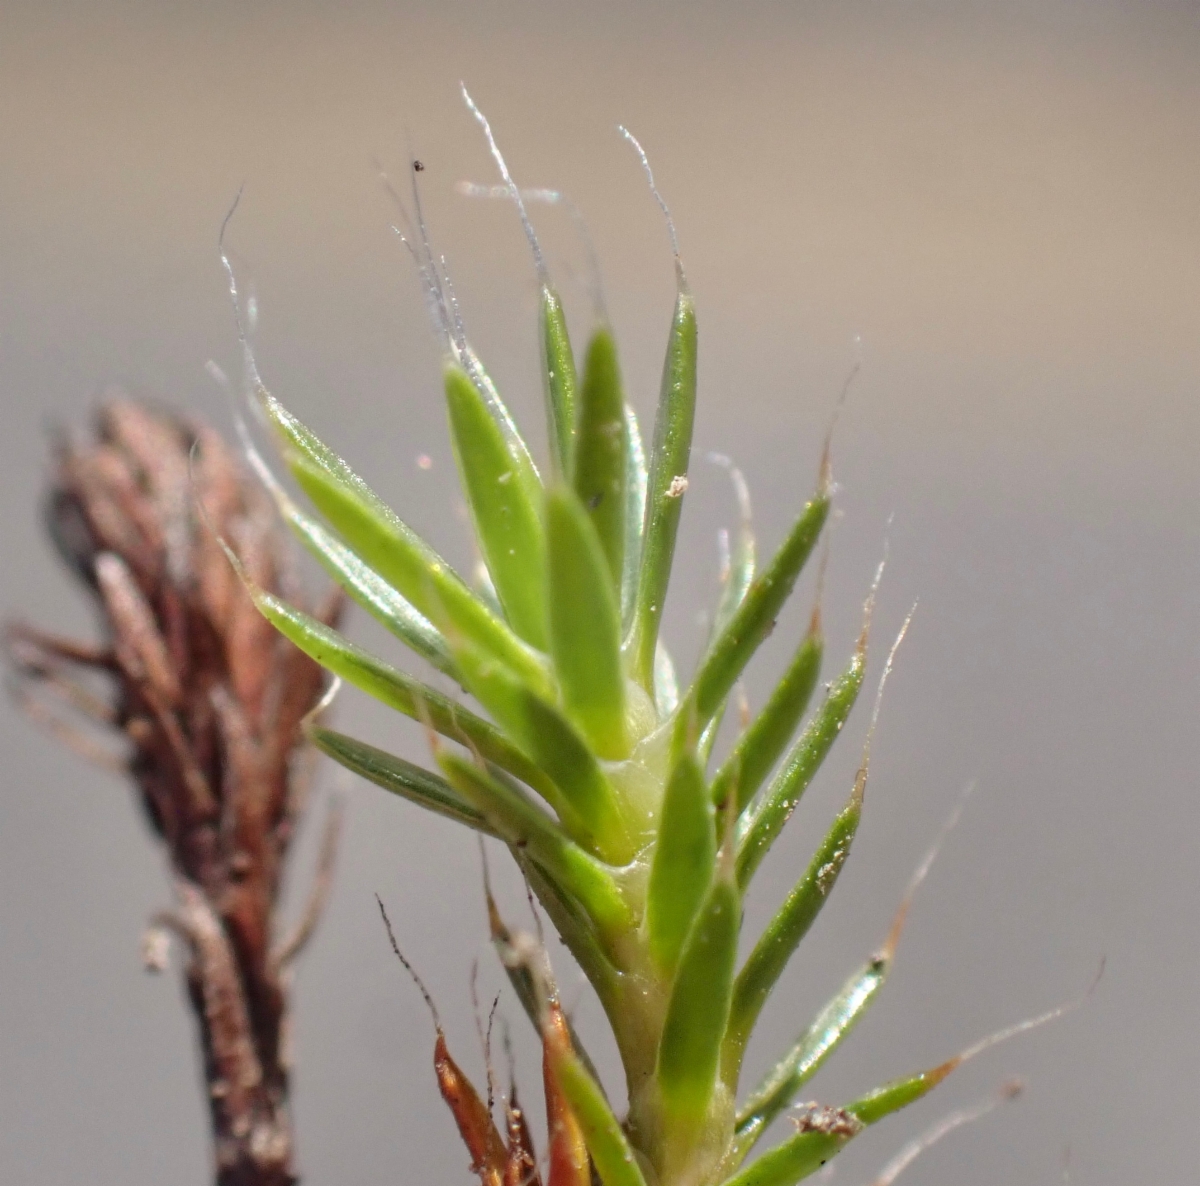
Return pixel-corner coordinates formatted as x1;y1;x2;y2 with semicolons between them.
542;1001;591;1186
505;1082;543;1186
435;1031;508;1186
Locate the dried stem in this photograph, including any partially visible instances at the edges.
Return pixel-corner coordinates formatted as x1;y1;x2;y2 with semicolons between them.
7;398;341;1186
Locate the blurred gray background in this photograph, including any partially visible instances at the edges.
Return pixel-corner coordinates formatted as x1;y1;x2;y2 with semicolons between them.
1;1;1197;1183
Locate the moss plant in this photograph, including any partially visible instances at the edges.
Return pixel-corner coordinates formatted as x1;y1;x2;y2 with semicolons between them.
220;90;1065;1186
8;400;343;1186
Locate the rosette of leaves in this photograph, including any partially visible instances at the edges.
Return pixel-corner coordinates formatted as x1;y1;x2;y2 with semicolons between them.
222;105;1024;1186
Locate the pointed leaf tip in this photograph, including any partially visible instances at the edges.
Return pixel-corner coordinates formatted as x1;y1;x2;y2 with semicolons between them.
628;288;697;690
434;1029;508;1186
541;286;579;475
574;327;628;587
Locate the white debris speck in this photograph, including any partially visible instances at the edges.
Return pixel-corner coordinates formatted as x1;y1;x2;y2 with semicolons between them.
666;475;689;498
815;851;845;895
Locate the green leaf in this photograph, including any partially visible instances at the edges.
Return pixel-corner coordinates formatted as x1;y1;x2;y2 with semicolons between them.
736;636;867;888
621;403;648;630
745;983;1081;1184
265;478;457;678
439;752;631;944
646;752;716;974
546;485;628;760
444;363;548;649
460;342;542;499
655;860;740;1127
627;288;698;689
454;640;633;865
257;388;392;516
256;388;546;687
710;624;822;813
683;494;829;734
573;327;627;586
308;726;494;835
244;582;553;799
541;285;579;473
846;1064;953;1124
721;1067;949;1186
719;1126;851;1186
723;785;862;1087
551;1047;649;1186
732;781;962;1161
733;955;889;1159
285;449;550;697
